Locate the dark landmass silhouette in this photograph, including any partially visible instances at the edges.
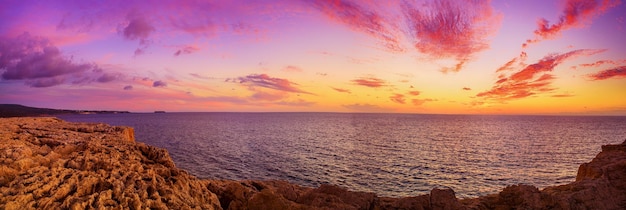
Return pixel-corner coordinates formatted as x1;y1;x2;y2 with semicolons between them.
0;104;129;118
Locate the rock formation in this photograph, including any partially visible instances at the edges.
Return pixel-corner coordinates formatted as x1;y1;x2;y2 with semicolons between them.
1;117;625;209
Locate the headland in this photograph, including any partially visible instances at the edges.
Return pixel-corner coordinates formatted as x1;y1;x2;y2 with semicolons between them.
1;117;624;209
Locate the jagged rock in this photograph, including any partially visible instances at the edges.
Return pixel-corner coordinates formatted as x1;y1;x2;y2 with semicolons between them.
1;118;625;209
0;117;221;209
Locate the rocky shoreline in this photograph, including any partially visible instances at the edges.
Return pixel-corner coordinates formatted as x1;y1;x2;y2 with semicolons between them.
1;117;624;209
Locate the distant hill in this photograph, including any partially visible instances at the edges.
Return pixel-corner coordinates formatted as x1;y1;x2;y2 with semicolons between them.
0;104;129;118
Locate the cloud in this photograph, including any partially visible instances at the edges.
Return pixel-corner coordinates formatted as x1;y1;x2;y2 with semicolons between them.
282;65;303;73
343;103;393;112
351;76;387;88
478;49;605;100
122;13;155;44
462;87;471;91
552;93;575;97
251;91;287;101
276;99;316;107
412;98;435;106
402;0;501;72
331;87;351;93
588;66;626;80
189;73;212;80
576;59;626;68
390;93;406;104
229;74;312;94
174;45;200;56
0;33;100;87
309;0;404;52
97;73;122;83
524;0;620;47
153;80;167;87
123;85;133;90
408;90;421;96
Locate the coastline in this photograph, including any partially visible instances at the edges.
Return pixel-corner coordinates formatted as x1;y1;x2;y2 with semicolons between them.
1;117;624;209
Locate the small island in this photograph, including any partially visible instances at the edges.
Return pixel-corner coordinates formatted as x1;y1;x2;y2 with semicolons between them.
1;117;625;209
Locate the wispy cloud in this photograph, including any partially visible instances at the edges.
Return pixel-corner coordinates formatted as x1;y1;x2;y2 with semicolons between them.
174;45;200;56
228;74;312;94
282;65;303;73
575;59;626;68
524;0;620;47
352;76;387;88
412;98;435;106
343;103;393;112
407;91;421;96
588;66;626;80
390;93;406;104
309;0;404;53
331;87;351;93
462;87;472;91
402;0;501;72
478;49;605;100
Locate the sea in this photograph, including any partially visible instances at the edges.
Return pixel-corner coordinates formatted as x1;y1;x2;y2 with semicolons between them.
59;113;626;198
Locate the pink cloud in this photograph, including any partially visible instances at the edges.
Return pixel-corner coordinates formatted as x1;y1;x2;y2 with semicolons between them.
174;45;200;56
331;87;351;93
229;74;312;94
352;77;387;88
588;66;626;80
310;0;404;52
577;59;626;68
390;93;406;104
283;65;303;73
403;0;501;72
478;49;605;100
524;0;620;47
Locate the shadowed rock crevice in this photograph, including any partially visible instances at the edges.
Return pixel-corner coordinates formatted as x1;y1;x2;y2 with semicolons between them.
1;118;625;209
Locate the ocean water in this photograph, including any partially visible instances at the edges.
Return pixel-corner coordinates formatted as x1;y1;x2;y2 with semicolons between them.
59;113;626;198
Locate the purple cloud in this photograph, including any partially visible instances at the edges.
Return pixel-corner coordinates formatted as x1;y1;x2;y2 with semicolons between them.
0;33;99;87
123;85;133;90
153;80;167;87
174;45;200;56
230;74;312;94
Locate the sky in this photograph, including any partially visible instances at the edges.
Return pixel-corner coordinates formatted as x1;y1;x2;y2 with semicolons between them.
1;0;625;115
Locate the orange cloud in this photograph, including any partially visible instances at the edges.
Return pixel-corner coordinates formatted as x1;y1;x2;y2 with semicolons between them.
343;103;393;112
331;87;351;93
403;0;501;72
390;94;406;104
524;0;620;47
478;49;605;100
412;98;435;106
588;66;626;80
408;91;421;96
351;77;387;88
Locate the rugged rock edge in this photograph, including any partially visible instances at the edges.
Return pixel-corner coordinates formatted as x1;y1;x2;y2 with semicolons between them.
1;118;624;210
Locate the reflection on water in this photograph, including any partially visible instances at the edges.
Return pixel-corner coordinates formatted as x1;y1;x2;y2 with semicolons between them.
60;113;626;198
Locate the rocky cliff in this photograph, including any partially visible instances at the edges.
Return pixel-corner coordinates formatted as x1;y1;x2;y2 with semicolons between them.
1;117;624;209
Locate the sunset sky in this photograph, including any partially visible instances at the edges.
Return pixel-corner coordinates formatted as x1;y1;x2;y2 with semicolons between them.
1;0;625;115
